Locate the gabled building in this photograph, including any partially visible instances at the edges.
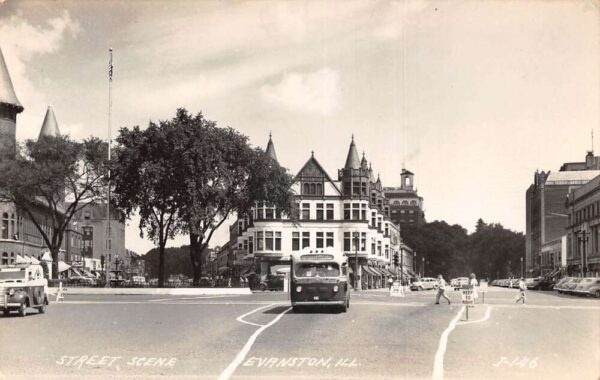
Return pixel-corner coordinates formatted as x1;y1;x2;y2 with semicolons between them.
228;134;415;290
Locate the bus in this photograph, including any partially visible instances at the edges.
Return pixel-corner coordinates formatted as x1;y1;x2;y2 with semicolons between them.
290;247;351;312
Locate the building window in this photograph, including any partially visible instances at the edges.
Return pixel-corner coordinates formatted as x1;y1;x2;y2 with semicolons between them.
326;204;334;220
361;232;366;251
301;203;310;220
377;241;382;256
352;203;360;221
361;204;367;220
292;232;300;251
371;211;376;227
265;231;274;250
377;217;382;232
249;236;253;254
275;232;282;251
385;223;389;236
302;182;323;195
302;232;310;249
84;211;91;220
385;245;389;259
256;231;264;251
316;203;324;220
352;181;360;195
256;202;265;220
361;182;367;195
344;232;351;251
1;213;8;239
316;232;324;248
344;204;351;220
265;206;274;219
326;232;334;247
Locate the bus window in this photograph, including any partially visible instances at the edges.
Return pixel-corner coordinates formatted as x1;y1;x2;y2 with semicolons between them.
295;263;340;278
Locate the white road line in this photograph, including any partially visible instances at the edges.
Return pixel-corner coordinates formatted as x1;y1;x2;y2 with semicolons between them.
218;305;292;380
236;304;276;327
456;305;492;326
148;295;237;302
432;305;465;380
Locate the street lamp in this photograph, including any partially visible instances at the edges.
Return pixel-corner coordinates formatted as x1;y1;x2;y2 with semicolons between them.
578;230;589;277
421;256;425;277
400;248;404;285
353;231;360;291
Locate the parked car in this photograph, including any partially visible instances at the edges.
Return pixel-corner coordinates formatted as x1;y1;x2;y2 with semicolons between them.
573;277;600;298
554;277;574;293
453;277;469;290
198;277;215;287
0;263;49;317
410;277;438;291
526;277;542;289
259;274;285;291
536;277;555;290
563;278;583;295
131;276;147;287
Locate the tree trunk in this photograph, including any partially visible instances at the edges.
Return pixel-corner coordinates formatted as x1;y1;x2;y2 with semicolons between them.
189;232;202;286
51;247;60;279
158;242;166;288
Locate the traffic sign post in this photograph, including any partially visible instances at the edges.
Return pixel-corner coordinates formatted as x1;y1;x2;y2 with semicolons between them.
461;285;474;320
479;281;488;304
390;281;405;297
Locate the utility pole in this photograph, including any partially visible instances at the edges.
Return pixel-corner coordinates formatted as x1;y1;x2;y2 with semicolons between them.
353;231;359;291
105;48;113;288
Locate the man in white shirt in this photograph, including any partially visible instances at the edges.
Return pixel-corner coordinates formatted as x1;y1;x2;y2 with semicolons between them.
435;274;451;305
515;277;527;304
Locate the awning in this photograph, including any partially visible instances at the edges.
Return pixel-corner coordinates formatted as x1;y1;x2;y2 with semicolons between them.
58;261;71;273
27;255;40;264
361;266;380;277
82;269;96;278
70;267;84;277
15;255;29;264
406;268;417;277
546;268;561;278
383;268;396;277
41;251;52;261
371;267;387;277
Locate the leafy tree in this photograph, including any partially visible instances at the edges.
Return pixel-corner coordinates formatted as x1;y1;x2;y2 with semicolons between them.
169;110;295;285
112;120;183;287
0;136;108;278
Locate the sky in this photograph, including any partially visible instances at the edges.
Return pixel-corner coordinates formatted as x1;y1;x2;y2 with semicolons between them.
0;0;598;255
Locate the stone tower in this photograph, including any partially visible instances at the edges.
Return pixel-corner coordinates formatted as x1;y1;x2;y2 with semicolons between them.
0;47;24;160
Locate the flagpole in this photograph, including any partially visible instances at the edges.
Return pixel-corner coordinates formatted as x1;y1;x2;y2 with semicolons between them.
105;48;113;288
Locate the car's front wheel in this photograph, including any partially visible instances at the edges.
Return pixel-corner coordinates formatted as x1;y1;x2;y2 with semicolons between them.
37;305;46;314
18;302;27;317
258;283;267;291
418;286;424;291
594;289;600;299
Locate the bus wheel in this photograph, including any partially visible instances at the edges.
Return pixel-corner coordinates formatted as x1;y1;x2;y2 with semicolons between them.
340;303;347;313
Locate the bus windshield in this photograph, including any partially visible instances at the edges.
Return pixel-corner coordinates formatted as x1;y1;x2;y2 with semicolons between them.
295;263;340;278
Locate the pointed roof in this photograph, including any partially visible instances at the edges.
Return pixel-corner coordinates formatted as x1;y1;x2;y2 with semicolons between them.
344;135;361;169
265;132;278;162
38;106;61;138
369;162;375;182
0;47;24;112
294;153;341;195
361;152;368;170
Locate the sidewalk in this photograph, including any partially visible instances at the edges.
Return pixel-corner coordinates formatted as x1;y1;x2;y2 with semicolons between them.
47;287;252;296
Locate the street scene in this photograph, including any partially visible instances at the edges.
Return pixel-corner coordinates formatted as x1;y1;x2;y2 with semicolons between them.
1;288;599;380
1;1;600;380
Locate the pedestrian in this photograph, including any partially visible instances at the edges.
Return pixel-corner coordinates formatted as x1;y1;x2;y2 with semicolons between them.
469;273;479;303
515;277;527;304
435;274;451;305
388;276;394;290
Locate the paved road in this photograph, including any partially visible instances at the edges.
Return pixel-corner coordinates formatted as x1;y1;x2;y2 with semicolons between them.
0;287;598;380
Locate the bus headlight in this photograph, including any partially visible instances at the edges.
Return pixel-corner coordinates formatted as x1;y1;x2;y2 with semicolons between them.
8;288;15;296
333;285;339;292
296;286;302;293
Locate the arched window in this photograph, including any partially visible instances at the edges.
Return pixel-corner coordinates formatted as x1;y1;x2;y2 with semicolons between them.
393;200;400;205
316;183;323;195
10;213;15;239
310;183;316;195
303;183;310;195
410;200;417;206
401;201;408;206
1;213;8;239
1;252;7;265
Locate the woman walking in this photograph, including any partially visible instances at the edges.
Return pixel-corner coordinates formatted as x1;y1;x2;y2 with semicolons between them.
469;273;479;303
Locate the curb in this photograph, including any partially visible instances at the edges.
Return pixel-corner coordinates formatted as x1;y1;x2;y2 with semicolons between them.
47;287;252;296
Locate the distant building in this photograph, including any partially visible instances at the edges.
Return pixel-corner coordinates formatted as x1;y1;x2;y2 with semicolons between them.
383;169;425;227
565;173;600;277
71;204;126;272
525;152;600;275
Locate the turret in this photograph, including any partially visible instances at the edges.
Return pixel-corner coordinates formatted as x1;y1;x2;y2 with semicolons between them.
400;169;414;190
38;106;61;139
265;132;278;162
0;47;24;160
338;135;369;198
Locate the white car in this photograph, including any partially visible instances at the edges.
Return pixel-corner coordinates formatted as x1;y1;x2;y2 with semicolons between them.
454;277;469;290
410;277;439;291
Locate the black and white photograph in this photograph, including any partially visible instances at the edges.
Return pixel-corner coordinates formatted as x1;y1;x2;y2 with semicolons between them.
0;1;599;379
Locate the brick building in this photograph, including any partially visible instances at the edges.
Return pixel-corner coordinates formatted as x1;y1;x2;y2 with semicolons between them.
525;152;600;275
383;169;425;227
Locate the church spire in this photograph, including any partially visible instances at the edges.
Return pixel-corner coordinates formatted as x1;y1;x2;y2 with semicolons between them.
0;47;23;112
344;135;361;169
265;131;278;162
38;106;61;139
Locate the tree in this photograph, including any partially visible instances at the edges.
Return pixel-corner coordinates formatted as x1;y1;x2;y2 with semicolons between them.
112;120;183;288
170;109;295;285
0;135;108;278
